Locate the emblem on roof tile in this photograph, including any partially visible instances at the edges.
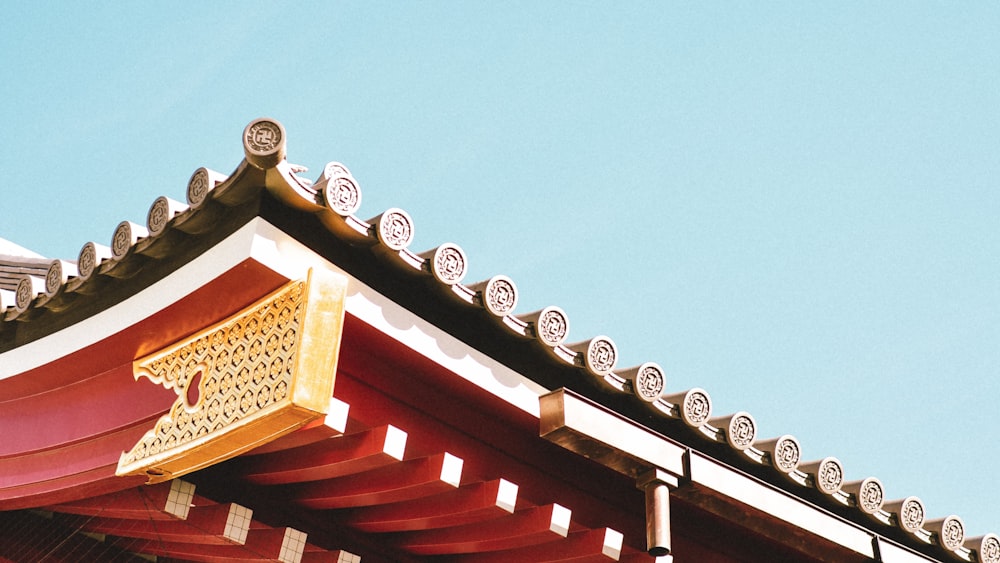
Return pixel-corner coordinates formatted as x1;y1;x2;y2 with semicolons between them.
374;208;414;251
895;497;926;533
426;243;467;285
768;435;801;474
630;363;665;403
77;241;110;281
579;336;617;376
816;458;844;495
243;118;286;169
478;275;518;317
44;260;64;296
978;534;1000;563
112;221;146;261
188;168;211;207
322;174;362;217
679;389;712;427
853;477;884;515
936;515;965;551
14;277;35;312
535;307;569;347
716;412;756;451
147;196;186;237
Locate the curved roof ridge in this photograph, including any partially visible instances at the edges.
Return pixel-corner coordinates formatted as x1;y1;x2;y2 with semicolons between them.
2;118;994;563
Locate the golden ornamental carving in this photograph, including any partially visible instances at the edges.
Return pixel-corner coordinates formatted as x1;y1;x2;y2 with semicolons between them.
117;268;347;483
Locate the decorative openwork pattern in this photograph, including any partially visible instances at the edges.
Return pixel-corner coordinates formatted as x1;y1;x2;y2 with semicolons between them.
856;478;884;515
770;435;800;473
631;363;665;403
481;275;517;317
375;209;414;251
681;389;712;427
430;244;467;285
535;307;569;347
117;269;347;483
815;458;844;495
584;337;617;376
726;412;756;450
898;497;925;533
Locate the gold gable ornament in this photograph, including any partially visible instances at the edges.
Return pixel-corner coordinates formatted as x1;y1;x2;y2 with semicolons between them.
117;268;348;483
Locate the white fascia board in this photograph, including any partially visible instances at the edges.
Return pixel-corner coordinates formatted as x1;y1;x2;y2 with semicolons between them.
0;220;265;378
876;538;945;563
1;219;547;418
245;220;548;417
689;451;877;558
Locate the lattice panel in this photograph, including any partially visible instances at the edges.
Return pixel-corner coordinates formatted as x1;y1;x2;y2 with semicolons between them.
117;268;347;482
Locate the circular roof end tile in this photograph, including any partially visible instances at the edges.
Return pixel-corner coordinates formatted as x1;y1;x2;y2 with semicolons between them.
970;534;1000;563
664;388;712;428
470;275;518;317
758;435;801;474
420;243;468;285
371;208;414;251
885;496;926;534
843;477;885;515
620;362;666;403
243;118;287;169
322;173;362;217
801;457;844;496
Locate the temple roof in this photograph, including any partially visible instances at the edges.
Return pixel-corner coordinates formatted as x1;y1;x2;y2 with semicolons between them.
0;118;995;563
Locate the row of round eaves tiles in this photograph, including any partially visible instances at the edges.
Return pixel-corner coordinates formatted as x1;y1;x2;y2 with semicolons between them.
2;118;995;563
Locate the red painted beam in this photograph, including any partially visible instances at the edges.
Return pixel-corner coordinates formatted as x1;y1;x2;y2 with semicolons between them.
59;502;253;546
347;478;518;532
46;480;204;521
109;526;310;563
238;424;406;485
291;452;463;509
397;503;572;555
445;527;625;562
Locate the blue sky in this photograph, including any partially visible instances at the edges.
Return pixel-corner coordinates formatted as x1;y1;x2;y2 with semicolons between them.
3;3;999;538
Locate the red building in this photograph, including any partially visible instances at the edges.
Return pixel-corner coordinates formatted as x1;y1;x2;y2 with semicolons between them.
0;119;994;562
